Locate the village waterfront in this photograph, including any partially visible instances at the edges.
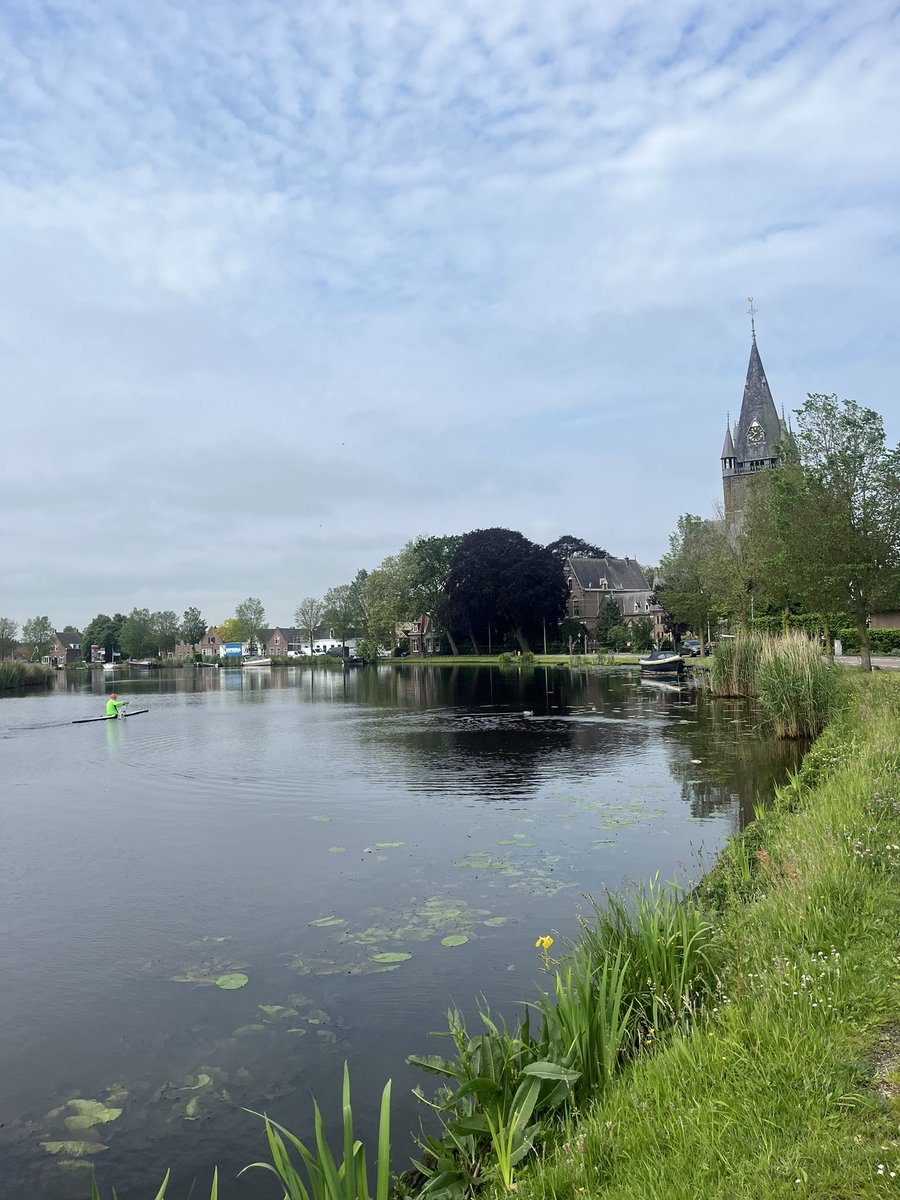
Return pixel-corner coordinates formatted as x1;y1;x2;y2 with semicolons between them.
0;663;802;1199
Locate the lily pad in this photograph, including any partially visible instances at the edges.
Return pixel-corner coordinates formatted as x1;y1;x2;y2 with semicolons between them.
374;841;405;848
483;917;509;927
328;846;347;854
41;1140;107;1158
309;916;345;927
370;951;412;963
441;935;469;947
215;972;249;990
311;815;331;822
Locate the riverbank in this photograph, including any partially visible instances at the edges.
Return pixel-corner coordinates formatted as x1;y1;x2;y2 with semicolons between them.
0;661;54;688
481;673;900;1199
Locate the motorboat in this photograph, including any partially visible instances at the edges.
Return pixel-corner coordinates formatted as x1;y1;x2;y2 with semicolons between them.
242;657;272;667
638;650;685;675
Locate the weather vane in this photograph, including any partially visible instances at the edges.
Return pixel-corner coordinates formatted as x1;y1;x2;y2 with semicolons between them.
747;296;757;342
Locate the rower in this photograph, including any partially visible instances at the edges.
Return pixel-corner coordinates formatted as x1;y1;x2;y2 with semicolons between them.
106;693;128;719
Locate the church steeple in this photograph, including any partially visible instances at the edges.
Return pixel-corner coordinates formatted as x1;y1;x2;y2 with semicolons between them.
723;302;783;517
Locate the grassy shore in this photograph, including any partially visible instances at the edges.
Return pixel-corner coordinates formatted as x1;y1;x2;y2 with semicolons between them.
0;660;55;688
482;674;900;1199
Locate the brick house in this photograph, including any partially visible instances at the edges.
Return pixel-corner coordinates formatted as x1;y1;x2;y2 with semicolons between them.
172;627;224;659
397;614;437;657
564;556;667;644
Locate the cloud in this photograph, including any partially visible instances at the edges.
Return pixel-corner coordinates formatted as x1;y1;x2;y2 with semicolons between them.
2;0;899;624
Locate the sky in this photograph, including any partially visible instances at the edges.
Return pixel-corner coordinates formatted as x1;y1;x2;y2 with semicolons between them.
3;0;899;630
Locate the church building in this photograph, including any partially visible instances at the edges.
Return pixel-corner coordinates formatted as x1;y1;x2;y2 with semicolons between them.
721;306;788;517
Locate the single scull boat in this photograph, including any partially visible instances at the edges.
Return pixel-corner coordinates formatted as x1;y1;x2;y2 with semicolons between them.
72;709;150;724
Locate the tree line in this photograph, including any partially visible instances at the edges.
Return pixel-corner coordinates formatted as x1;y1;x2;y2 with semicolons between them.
656;394;900;671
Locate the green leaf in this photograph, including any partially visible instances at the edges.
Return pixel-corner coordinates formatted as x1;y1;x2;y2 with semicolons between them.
370;951;412;963
440;934;469;947
215;972;249;990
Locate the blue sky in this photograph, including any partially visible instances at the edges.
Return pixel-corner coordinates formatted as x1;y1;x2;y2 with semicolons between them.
3;0;899;628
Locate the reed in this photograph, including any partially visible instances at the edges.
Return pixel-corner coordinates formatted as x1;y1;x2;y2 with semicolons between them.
0;661;54;688
707;631;765;697
756;629;841;738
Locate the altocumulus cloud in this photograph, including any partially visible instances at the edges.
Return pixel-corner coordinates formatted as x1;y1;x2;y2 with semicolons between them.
1;0;898;625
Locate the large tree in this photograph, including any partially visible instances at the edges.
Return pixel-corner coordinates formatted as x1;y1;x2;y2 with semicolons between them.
594;596;623;646
657;515;719;645
119;608;156;659
440;528;567;653
234;597;267;654
152;610;180;656
545;534;608;562
180;606;207;652
750;394;900;670
322;584;362;650
397;534;461;654
294;596;325;653
22;615;55;661
363;557;407;655
215;617;247;645
0;617;19;659
82;613;125;662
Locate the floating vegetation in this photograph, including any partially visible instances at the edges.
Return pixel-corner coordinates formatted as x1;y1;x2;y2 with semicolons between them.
497;838;536;847
309;916;345;928
310;815;331;822
440;935;469;947
172;956;247;986
374;841;405;848
482;917;509;927
154;1067;230;1123
233;1024;266;1038
370;951;412;963
215;972;249;990
40;1139;107;1158
288;952;401;976
328;846;347;854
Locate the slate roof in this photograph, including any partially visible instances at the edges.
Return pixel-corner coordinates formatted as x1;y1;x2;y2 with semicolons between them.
566;556;651;592
721;423;735;459
730;338;783;463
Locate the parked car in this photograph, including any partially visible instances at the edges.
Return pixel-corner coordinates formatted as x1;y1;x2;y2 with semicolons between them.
679;639;702;657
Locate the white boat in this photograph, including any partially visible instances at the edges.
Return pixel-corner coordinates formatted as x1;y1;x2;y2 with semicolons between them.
638;650;685;675
242;657;272;667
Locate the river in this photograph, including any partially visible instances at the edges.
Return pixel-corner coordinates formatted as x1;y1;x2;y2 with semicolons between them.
0;663;801;1198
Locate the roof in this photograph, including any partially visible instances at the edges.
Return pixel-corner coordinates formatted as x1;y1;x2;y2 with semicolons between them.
566;556;651;592
721;423;735;459
731;338;783;461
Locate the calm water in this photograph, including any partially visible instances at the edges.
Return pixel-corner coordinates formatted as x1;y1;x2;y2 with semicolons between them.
0;664;801;1198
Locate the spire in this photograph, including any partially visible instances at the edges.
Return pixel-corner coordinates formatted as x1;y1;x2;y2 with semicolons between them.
721;419;735;459
748;296;757;344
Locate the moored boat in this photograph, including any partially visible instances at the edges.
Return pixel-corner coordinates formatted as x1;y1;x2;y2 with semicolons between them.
242;657;272;667
638;650;685;675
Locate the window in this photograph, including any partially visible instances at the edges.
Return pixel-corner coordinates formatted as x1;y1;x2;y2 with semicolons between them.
573;600;580;616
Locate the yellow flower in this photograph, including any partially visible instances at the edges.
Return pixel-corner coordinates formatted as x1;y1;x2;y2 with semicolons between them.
535;935;554;951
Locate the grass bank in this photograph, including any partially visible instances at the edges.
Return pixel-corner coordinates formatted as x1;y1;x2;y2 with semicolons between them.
0;660;54;688
481;674;900;1199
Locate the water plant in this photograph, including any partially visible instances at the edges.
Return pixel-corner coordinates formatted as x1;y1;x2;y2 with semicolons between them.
756;629;841;738
0;660;54;688
242;1062;392;1200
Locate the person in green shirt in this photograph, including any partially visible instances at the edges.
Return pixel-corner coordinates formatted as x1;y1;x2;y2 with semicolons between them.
106;693;128;719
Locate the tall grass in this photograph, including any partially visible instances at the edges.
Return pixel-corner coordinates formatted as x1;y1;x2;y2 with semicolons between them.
708;631;765;697
757;629;841;738
0;660;54;688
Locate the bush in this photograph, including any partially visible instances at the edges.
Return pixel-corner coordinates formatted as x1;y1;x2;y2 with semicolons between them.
836;627;900;654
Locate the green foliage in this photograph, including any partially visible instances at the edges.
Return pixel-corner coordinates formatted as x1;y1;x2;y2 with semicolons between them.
295;596;325;652
0;616;18;659
234;597;267;654
322;584;361;645
82;613;125;662
0;661;54;688
835;627;900;654
757;631;842;738
544;534;608;562
242;1063;392;1200
180;607;207;649
557;617;585;650
708;631;765;697
152;610;180;656
22;614;55;660
628;617;654;653
118;608;157;659
607;624;630;651
593;597;622;646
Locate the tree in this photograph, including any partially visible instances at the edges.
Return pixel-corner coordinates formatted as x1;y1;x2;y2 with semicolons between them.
294;597;325;653
558;617;585;651
440;528;567;653
751;394;900;670
657;515;719;644
545;534;608;562
322;584;362;650
629;617;654;653
398;534;462;655
82;613;125;662
0;617;18;659
151;610;180;657
180;607;207;652
594;597;623;646
234;597;267;654
22;616;55;661
118;608;156;659
215;617;247;645
363;558;406;655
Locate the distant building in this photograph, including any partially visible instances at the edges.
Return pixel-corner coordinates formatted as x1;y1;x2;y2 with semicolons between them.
721;312;788;518
564;556;667;643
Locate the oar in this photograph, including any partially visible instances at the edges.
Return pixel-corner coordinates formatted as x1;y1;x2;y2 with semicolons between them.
72;709;149;725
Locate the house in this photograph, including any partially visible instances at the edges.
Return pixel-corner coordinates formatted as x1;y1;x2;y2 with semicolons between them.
564;557;667;644
172;627;224;659
48;629;82;666
397;614;438;657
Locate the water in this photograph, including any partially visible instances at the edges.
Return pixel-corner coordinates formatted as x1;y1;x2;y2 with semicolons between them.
0;664;801;1198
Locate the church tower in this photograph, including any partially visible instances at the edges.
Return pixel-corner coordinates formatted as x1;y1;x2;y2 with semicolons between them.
722;301;787;518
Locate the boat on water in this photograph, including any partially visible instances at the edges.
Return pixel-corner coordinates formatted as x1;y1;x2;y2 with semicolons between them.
242;657;272;667
638;649;685;675
129;659;156;669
